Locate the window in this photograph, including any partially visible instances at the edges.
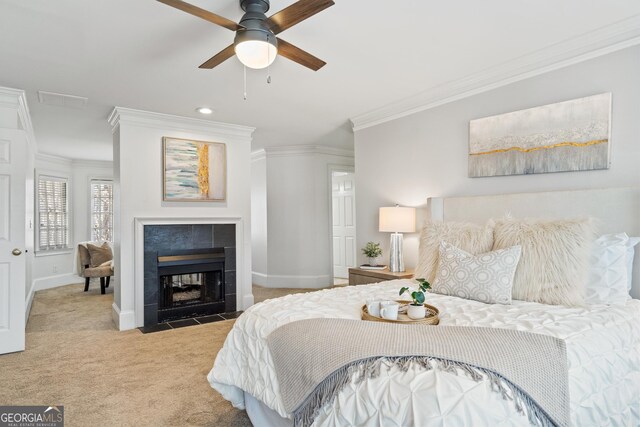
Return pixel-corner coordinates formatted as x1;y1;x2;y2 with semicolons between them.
90;180;113;242
37;175;69;251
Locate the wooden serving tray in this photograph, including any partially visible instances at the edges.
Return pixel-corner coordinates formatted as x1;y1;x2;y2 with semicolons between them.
361;301;439;325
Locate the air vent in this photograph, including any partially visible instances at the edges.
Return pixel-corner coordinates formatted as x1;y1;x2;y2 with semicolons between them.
37;91;88;109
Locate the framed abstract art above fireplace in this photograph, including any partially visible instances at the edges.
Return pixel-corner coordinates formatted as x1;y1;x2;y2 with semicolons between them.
162;137;226;201
468;93;611;177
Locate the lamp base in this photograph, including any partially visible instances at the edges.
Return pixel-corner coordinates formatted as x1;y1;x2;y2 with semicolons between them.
389;232;405;272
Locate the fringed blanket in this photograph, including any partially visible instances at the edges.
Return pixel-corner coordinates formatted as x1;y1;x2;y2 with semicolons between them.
267;319;568;427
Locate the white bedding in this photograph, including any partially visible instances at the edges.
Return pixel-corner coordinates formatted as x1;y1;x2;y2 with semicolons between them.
208;280;640;426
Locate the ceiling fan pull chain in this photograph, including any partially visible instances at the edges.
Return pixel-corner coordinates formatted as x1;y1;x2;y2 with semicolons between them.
243;65;248;100
267;34;272;84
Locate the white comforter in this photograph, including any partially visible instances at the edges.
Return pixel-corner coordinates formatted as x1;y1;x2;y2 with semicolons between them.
208;280;640;426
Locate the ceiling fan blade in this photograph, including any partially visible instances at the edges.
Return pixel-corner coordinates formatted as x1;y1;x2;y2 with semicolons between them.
199;44;236;69
276;38;326;71
157;0;241;31
267;0;335;35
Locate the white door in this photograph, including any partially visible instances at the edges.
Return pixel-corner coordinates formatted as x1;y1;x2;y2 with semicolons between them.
332;172;356;279
0;128;26;354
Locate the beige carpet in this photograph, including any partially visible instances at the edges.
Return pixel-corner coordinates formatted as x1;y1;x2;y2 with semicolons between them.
0;283;251;427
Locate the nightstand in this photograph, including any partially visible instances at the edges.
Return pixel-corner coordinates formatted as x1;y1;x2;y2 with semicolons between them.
348;267;414;286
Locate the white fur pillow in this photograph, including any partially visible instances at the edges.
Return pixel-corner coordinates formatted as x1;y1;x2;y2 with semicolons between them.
415;221;494;283
492;218;594;306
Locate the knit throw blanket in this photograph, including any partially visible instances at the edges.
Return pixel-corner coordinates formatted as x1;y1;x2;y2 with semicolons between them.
267;319;568;427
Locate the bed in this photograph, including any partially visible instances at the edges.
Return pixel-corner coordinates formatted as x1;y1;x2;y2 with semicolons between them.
208;188;640;427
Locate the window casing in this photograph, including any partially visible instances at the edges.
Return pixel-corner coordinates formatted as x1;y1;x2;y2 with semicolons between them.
90;180;113;242
37;175;69;251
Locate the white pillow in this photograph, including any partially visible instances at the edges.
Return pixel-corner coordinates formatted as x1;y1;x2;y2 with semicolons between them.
415;221;494;284
432;241;521;305
625;236;640;291
584;234;630;305
492;217;593;307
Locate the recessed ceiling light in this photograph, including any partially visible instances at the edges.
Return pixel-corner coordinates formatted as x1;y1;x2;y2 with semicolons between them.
196;107;213;115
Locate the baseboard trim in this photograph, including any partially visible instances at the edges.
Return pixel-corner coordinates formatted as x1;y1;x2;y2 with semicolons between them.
242;293;254;310
112;303;136;331
25;287;35;324
252;272;332;289
251;272;268;287
33;273;79;292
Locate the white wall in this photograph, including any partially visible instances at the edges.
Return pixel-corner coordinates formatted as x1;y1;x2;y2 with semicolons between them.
110;108;254;330
31;154;113;290
251;151;268;278
355;45;640;269
251;146;354;288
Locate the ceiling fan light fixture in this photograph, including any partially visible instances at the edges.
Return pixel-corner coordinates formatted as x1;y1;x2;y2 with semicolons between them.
234;29;278;69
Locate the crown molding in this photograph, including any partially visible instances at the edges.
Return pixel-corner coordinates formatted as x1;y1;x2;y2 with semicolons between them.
350;14;640;131
251;149;266;162
35;152;72;167
71;158;113;169
0;86;37;153
108;107;255;141
260;145;354;158
36;152;113;169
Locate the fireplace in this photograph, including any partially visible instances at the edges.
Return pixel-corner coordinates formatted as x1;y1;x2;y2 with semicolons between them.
157;248;225;322
143;223;237;328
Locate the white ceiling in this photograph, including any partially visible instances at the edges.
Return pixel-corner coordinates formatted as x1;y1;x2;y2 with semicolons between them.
1;1;639;161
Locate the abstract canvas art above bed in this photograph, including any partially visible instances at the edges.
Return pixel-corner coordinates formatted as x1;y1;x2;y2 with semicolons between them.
162;137;226;201
468;93;611;177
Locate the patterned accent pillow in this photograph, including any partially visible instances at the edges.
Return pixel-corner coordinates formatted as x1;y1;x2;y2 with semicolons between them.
432;241;521;304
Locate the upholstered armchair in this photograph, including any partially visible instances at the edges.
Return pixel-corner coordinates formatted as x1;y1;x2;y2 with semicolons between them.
77;242;114;295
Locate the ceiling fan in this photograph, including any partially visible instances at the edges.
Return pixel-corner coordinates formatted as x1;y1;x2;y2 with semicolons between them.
157;0;334;71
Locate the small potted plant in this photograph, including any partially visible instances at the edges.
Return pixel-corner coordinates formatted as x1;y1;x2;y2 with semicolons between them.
399;278;431;319
361;242;383;266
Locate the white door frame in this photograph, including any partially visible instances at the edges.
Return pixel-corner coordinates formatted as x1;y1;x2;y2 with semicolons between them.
0;128;26;354
327;164;355;283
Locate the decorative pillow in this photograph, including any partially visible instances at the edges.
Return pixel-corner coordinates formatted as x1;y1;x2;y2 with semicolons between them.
87;242;113;268
584;234;630;305
415;221;494;283
625;237;640;291
492;218;594;306
432;241;521;304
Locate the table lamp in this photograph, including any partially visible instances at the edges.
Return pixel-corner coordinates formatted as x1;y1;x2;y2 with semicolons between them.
379;205;416;272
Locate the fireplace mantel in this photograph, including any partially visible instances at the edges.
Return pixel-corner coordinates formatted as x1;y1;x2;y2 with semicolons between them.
131;217;252;328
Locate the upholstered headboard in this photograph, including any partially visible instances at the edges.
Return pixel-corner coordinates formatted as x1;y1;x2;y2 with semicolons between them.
427;187;640;299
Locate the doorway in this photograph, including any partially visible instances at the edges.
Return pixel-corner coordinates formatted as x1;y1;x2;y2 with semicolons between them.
330;170;356;286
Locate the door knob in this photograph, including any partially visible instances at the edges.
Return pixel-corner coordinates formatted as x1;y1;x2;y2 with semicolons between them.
11;248;22;256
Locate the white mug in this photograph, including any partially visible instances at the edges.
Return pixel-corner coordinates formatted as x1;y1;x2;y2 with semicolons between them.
380;302;399;320
366;300;381;317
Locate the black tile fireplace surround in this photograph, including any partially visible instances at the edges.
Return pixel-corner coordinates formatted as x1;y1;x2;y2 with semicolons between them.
144;224;236;327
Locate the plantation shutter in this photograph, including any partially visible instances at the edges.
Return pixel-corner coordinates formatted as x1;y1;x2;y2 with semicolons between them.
90;180;113;242
38;175;69;251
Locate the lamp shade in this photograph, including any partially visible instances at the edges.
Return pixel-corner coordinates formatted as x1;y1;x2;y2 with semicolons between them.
379;206;416;233
234;29;278;69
